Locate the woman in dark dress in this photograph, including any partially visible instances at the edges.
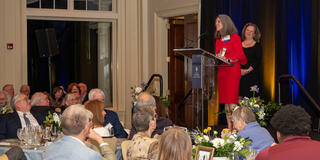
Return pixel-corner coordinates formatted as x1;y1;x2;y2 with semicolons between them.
239;23;262;98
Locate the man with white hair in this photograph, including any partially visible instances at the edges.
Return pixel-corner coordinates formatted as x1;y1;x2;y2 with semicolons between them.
45;104;115;160
128;92;173;140
30;92;54;116
0;94;45;139
88;88;128;138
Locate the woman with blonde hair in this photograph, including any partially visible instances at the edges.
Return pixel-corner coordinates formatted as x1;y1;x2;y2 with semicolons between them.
239;23;262;98
157;127;192;160
215;14;247;130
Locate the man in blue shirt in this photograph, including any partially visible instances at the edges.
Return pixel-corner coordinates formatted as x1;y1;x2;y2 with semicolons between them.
232;107;274;152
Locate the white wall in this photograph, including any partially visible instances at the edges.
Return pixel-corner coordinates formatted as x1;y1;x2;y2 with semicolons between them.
0;0;26;93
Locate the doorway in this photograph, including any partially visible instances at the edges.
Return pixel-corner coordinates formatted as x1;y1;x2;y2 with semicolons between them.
168;14;198;127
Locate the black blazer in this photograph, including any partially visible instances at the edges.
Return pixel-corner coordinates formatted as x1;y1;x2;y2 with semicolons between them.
0;111;45;139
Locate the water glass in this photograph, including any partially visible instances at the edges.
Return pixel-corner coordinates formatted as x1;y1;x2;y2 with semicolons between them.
246;146;258;160
43;126;51;141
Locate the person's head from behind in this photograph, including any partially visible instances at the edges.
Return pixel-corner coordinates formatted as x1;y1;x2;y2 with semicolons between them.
88;88;105;102
132;106;156;136
84;100;106;127
67;83;80;94
0;91;8;107
20;85;30;97
232;107;257;131
136;92;156;114
2;84;14;98
61;104;93;137
241;23;261;42
65;93;81;106
271;104;311;143
215;14;238;39
31;92;49;106
158;128;192;160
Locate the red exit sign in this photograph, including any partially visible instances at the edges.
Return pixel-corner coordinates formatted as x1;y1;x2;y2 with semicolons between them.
7;43;13;50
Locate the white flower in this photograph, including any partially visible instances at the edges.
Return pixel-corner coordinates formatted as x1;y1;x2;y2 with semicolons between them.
233;141;243;152
258;111;265;120
135;87;143;93
53;113;61;125
249;102;253;106
203;135;209;141
253;104;259;108
210;138;225;148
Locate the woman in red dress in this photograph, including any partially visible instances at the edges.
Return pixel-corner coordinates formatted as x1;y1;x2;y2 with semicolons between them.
214;14;247;129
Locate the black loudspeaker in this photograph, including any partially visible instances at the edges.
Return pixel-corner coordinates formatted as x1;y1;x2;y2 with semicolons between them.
35;28;59;58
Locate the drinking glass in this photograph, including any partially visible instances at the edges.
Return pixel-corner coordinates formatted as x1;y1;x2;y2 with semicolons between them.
17;128;23;144
246;146;258;160
43;126;51;142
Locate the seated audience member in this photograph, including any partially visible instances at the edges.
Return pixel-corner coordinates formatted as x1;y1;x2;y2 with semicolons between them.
0;94;44;139
0;146;27;160
60;93;81;113
129;92;173;140
127;107;158;160
85;100;118;152
2;84;14;99
232;107;274;152
88;89;128;138
30;92;54;116
45;104;115;160
67;82;80;94
50;86;65;109
2;84;14;107
255;104;320;160
0;91;11;112
19;85;30;98
158;127;192;160
78;82;89;104
85;100;110;136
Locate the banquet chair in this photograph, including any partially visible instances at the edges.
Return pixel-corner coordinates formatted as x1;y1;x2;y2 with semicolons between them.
121;140;132;160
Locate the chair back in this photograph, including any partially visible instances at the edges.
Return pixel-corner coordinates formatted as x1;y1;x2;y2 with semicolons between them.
121;140;132;160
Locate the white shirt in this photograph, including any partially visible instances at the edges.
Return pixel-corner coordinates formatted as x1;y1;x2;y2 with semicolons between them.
17;111;39;128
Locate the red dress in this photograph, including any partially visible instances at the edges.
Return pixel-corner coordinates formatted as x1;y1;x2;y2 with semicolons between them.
215;34;247;104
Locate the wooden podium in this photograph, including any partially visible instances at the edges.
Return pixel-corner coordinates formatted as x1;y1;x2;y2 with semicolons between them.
173;48;232;130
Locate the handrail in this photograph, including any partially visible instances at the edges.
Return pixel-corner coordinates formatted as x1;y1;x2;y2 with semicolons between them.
177;89;192;125
143;74;163;97
278;74;320;112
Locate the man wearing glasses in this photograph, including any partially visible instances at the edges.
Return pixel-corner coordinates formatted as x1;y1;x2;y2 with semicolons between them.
0;94;45;139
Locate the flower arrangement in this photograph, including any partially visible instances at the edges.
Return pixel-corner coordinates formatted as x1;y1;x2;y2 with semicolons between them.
0;106;13;115
130;82;170;107
43;111;62;131
191;127;252;158
239;85;281;126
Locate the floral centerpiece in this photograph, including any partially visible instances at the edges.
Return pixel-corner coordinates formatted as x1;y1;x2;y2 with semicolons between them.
191;127;252;159
43;111;62;132
0;106;13;115
239;85;281;126
130;82;169;107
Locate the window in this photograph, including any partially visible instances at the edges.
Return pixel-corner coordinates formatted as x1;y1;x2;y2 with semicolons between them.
27;0;68;9
74;0;112;11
